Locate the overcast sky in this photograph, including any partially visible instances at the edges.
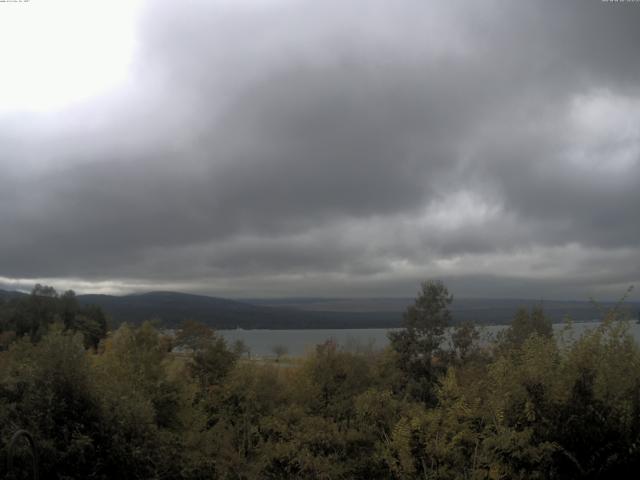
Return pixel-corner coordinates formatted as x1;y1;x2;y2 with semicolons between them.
0;0;639;300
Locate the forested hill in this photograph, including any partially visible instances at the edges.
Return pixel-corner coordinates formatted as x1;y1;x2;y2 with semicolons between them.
2;289;637;329
0;289;26;300
253;297;640;326
75;291;399;329
80;292;639;329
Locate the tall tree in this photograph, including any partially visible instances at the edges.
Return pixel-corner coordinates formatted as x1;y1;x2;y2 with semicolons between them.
500;306;552;350
388;280;453;403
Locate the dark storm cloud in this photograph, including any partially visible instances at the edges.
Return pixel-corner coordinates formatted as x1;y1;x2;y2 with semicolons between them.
1;0;639;298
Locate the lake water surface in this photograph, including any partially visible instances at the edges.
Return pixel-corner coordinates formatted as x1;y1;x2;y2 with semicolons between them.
219;321;640;357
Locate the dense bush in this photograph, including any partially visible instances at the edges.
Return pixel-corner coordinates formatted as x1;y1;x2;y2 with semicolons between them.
1;282;640;479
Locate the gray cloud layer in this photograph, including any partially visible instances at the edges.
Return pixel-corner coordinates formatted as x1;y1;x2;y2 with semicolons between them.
1;0;639;299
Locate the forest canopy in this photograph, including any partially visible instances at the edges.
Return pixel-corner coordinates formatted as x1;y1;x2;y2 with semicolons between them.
1;282;639;479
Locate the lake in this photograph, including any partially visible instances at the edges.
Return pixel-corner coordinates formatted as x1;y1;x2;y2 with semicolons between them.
219;320;640;357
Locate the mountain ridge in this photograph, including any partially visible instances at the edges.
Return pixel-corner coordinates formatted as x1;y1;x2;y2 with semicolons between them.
2;289;638;329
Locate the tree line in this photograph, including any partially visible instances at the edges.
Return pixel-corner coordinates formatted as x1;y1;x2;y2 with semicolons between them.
1;281;639;478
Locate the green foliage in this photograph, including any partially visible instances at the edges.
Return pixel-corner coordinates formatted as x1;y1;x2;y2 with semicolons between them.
450;320;481;363
2;282;640;479
298;340;372;420
388;280;454;403
499;306;553;350
0;285;108;349
0;327;103;478
90;321;199;479
191;336;238;388
174;320;239;390
175;319;215;351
